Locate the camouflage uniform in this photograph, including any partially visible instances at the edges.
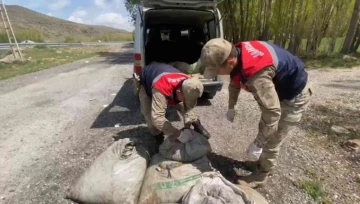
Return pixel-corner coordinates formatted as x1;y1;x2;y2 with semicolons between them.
200;38;313;187
138;62;204;138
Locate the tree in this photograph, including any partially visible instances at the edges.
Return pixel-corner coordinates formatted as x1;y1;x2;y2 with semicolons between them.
125;0;140;25
341;0;360;54
123;0;359;55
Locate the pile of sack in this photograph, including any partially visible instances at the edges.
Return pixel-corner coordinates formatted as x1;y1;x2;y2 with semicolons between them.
66;130;268;204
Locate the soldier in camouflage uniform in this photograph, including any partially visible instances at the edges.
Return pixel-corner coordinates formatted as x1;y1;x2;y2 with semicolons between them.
137;62;211;147
200;38;313;188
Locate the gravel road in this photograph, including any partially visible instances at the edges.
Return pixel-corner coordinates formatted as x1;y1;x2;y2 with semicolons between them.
0;47;359;204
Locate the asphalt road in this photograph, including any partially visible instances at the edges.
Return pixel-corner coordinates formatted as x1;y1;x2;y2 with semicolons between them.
1;47;359;204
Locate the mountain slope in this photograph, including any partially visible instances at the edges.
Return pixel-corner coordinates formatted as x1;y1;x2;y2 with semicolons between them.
0;5;130;41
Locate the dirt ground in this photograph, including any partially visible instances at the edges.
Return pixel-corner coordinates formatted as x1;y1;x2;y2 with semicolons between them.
0;46;359;204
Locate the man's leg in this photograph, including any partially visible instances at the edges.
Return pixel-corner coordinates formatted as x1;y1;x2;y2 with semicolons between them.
139;86;164;144
259;81;312;173
237;67;280;188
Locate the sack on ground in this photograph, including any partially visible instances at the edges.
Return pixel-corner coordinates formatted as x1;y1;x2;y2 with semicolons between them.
66;138;150;204
159;129;212;162
182;172;256;204
237;184;269;204
138;153;213;204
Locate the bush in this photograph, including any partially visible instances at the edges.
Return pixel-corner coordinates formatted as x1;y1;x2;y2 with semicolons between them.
100;33;133;42
64;36;77;43
0;29;45;43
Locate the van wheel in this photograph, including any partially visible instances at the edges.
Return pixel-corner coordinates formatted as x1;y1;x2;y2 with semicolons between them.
202;92;216;99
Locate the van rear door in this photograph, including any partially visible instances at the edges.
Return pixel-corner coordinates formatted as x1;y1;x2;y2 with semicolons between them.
143;0;218;9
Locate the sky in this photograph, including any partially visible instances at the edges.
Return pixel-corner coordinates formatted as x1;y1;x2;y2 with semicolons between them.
7;0;134;32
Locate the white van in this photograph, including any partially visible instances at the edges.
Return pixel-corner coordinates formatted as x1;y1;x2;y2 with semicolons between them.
133;0;224;99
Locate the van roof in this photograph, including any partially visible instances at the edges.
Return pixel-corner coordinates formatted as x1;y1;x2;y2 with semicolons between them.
142;0;219;10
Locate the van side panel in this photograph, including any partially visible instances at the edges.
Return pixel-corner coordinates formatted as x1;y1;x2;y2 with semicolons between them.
134;6;145;75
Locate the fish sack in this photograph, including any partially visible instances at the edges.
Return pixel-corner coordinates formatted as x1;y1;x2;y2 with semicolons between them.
66;138;150;204
159;129;212;162
170;59;204;74
138;154;213;204
182;172;257;204
237;185;270;204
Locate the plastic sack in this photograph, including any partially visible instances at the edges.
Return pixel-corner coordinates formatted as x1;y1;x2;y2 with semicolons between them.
159;129;212;162
66;138;150;204
138;154;213;204
170;59;204;75
182;172;257;204
237;185;270;204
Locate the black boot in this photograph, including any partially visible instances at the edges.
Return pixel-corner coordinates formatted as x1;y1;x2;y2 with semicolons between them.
154;133;165;146
192;119;211;139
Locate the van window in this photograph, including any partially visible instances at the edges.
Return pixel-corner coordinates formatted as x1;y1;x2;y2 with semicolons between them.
207;20;216;39
203;19;216;42
203;23;209;42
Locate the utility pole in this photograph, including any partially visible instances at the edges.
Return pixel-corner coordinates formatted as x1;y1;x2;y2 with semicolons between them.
0;0;23;60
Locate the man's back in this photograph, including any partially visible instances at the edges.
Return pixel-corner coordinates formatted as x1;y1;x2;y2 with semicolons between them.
141;62;187;97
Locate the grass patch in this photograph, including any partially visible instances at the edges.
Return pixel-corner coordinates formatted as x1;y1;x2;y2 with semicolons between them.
0;46;111;80
304;167;317;178
299;180;326;201
356;175;360;185
301;54;360;69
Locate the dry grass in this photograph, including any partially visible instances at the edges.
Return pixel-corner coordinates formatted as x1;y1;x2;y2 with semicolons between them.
0;46;112;80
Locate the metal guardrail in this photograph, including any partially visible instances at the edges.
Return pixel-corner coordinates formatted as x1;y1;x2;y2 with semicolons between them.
0;41;134;50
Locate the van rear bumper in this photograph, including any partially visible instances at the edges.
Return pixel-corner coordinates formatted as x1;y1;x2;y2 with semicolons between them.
200;79;223;93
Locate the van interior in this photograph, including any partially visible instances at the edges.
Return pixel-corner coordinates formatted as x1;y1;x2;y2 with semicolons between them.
143;9;218;67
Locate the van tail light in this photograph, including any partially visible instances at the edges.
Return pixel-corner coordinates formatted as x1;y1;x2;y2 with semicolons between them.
134;53;142;76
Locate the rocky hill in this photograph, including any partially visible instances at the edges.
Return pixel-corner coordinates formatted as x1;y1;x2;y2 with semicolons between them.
0;5;130;42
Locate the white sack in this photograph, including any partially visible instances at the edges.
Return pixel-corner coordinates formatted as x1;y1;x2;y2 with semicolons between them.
138;153;213;204
182;171;256;204
237;185;270;204
159;129;212;162
66;138;150;204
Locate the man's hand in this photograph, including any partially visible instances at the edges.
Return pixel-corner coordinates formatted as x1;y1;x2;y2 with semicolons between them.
226;109;235;122
247;142;263;161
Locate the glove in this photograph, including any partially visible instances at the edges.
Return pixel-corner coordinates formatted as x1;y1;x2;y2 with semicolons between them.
177;129;194;143
247;142;263;161
226;109;235;122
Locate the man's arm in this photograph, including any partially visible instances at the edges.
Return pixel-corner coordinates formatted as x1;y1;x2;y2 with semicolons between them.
183;104;198;126
246;67;281;145
228;79;241;109
151;88;180;138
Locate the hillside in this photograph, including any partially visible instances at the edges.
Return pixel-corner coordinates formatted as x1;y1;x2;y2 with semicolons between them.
0;5;130;42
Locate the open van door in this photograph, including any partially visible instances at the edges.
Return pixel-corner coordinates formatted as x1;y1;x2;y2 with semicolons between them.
143;0;219;9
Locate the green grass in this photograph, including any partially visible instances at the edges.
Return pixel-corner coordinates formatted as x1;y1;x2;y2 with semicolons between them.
59;33;133;43
270;37;360;69
301;54;360;69
0;46;110;80
299;180;326;201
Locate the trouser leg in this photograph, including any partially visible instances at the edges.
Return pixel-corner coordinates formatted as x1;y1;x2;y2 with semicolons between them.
259;81;313;172
139;86;162;136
